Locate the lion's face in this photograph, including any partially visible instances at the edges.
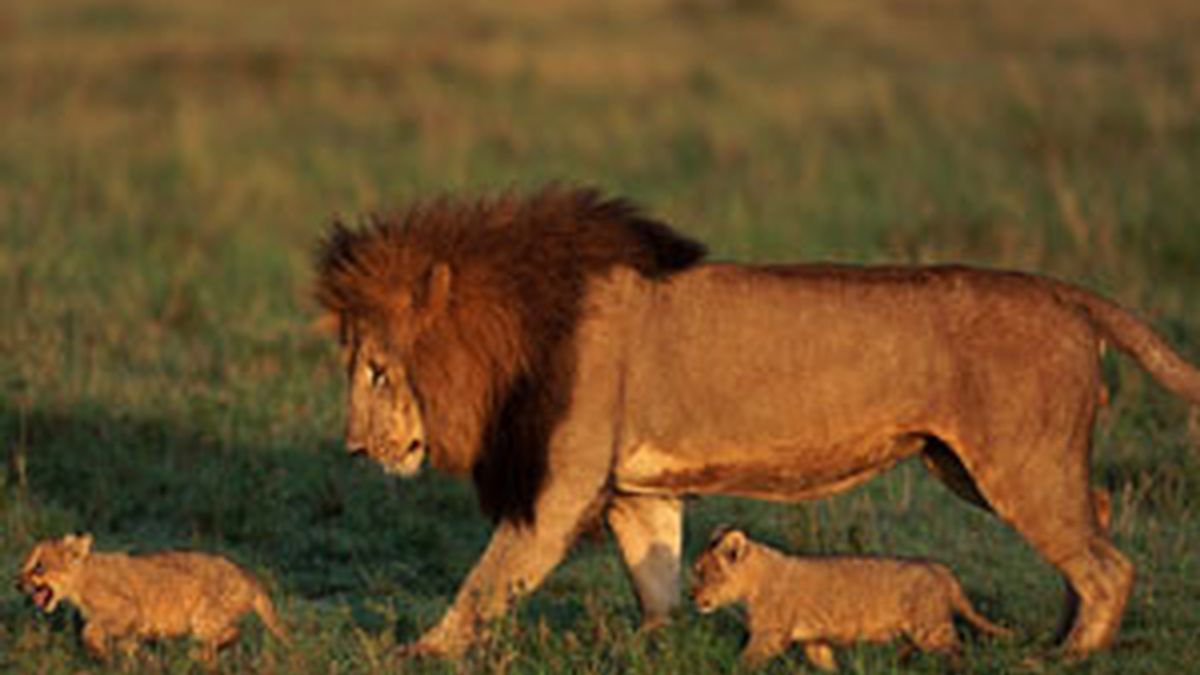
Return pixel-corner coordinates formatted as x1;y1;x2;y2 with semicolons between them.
16;534;92;613
343;330;428;477
691;528;750;613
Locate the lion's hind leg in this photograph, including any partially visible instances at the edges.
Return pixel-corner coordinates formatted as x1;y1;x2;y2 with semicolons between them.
1050;539;1133;657
952;424;1132;658
1055;487;1115;644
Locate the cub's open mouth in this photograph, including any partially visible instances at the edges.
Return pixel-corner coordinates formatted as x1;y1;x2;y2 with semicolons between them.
30;584;54;611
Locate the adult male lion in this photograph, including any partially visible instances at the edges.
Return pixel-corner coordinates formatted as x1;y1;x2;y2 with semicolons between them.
314;185;1200;659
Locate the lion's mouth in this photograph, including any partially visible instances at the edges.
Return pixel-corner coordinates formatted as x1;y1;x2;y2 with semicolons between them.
380;439;426;477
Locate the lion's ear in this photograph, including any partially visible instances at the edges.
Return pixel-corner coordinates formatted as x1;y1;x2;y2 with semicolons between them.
418;262;453;316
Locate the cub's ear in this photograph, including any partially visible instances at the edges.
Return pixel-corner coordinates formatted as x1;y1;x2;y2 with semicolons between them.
707;524;734;549
417;262;452;315
63;533;93;557
719;529;749;563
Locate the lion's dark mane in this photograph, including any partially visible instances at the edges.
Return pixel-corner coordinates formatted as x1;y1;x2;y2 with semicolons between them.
316;185;706;524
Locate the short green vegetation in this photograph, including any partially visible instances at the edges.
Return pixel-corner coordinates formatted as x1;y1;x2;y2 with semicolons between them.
2;1;1197;672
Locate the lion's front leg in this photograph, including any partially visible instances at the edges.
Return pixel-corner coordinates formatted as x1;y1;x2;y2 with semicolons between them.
405;479;610;657
400;287;626;659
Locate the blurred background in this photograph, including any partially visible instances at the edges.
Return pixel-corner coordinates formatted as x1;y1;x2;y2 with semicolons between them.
2;1;1198;673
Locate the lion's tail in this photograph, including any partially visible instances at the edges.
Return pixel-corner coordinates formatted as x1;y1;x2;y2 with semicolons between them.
1050;280;1200;405
253;590;291;645
946;578;1012;638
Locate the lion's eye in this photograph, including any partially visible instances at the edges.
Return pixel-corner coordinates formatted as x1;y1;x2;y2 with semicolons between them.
367;361;388;388
31;562;44;575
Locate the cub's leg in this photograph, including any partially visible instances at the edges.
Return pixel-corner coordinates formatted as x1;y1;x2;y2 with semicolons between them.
193;623;240;665
116;636;140;661
81;621;113;661
213;623;240;649
740;629;790;668
82;618;139;663
606;494;684;630
802;640;838;672
908;617;961;655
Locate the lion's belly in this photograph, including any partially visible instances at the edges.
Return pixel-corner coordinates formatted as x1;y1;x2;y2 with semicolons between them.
612;433;925;501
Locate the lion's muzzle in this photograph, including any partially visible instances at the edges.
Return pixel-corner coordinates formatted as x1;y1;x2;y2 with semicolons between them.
380;437;427;477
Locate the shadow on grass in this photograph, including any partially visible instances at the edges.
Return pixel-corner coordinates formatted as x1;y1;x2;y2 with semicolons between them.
0;400;665;652
2;400;487;609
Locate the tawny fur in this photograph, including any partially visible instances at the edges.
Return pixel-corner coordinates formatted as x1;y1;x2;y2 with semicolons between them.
17;534;287;664
691;529;1010;670
313;185;1200;659
316;184;703;523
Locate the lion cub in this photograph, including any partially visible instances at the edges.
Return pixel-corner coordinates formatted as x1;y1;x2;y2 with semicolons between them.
691;528;1009;671
17;534;287;664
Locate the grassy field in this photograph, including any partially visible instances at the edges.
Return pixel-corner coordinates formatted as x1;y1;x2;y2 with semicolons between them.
2;0;1199;672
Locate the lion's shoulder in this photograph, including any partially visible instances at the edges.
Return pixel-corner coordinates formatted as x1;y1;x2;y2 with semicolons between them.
315;186;707;525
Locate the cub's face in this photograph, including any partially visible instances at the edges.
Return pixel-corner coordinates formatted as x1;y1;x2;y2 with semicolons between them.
16;534;92;613
691;528;750;613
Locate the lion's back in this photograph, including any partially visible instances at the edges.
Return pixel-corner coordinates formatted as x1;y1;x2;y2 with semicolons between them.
617;262;1102;496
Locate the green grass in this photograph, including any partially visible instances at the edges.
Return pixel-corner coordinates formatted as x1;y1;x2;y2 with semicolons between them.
2;0;1198;672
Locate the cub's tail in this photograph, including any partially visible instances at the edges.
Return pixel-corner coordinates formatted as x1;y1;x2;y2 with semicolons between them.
944;574;1012;638
253;590;291;645
1050;281;1200;405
